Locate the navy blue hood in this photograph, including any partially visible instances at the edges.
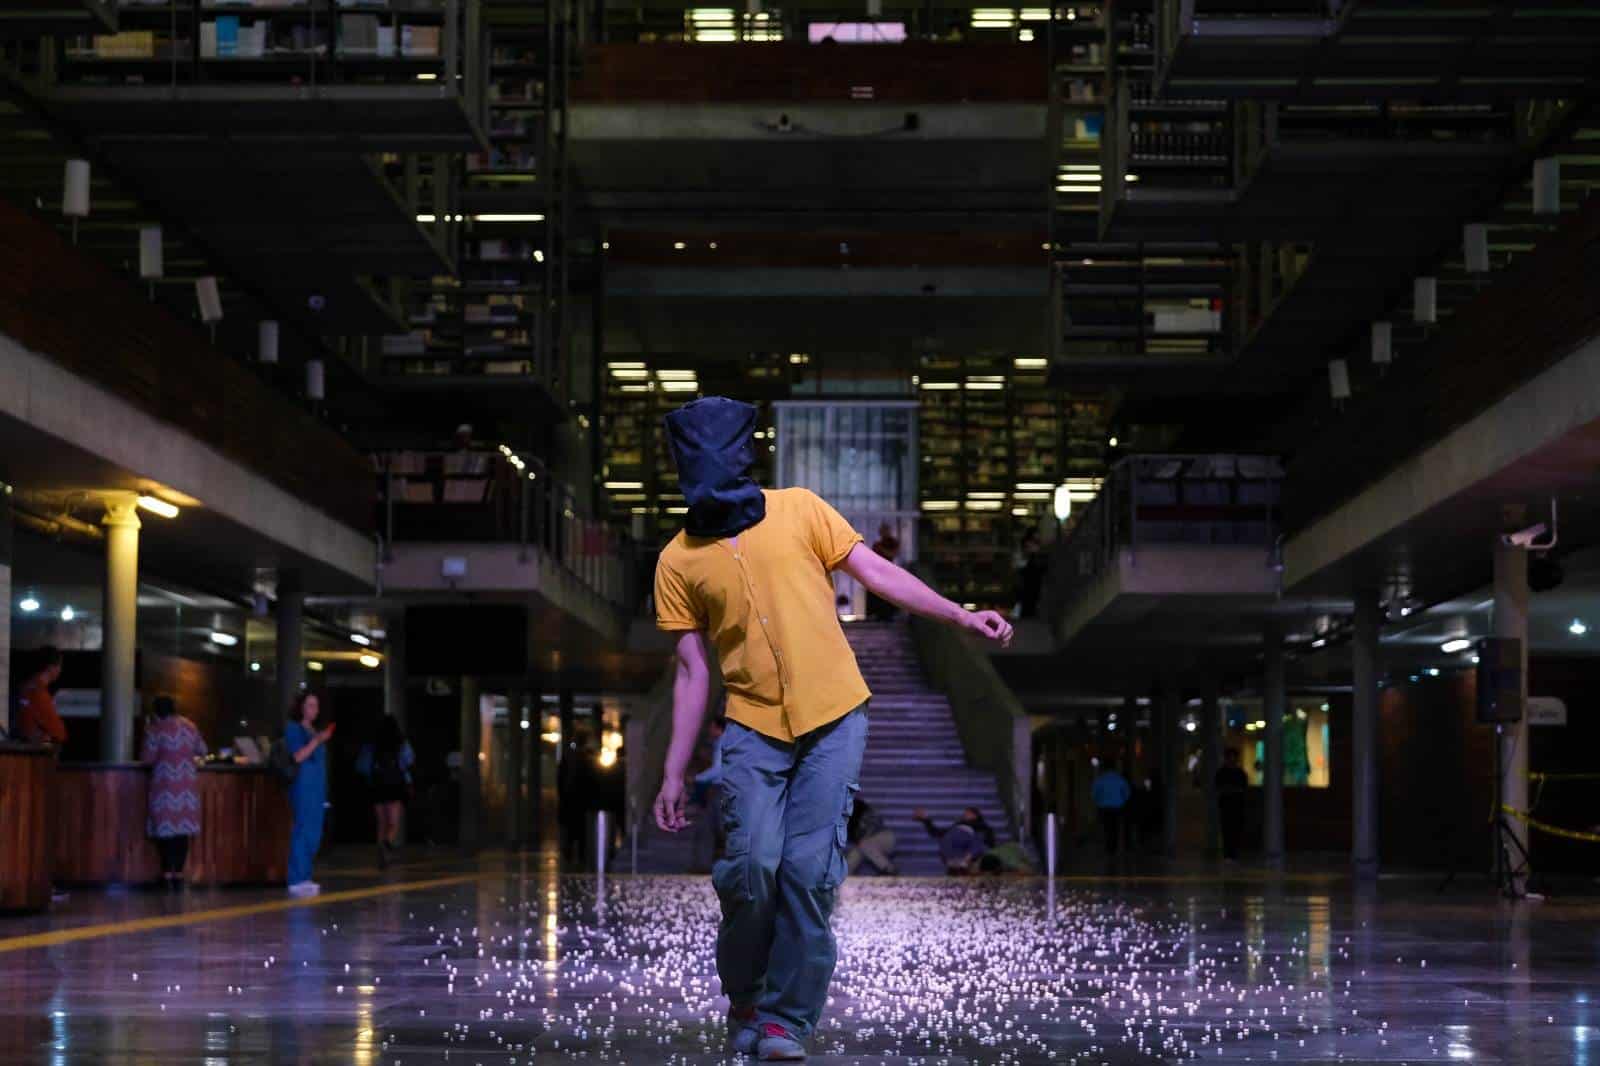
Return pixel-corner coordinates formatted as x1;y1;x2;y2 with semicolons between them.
664;396;766;539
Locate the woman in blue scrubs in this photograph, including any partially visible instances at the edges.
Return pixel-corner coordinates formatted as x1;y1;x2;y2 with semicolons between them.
285;691;335;896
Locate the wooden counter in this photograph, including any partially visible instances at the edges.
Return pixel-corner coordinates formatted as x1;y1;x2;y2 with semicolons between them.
0;744;54;911
54;763;292;886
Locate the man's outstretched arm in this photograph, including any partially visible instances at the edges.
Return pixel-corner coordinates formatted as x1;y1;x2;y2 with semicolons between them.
654;630;713;833
838;542;1014;646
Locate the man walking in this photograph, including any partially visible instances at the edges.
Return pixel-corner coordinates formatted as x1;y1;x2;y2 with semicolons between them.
652;397;1012;1061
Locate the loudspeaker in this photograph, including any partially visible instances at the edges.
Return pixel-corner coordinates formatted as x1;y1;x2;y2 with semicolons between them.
1476;637;1523;724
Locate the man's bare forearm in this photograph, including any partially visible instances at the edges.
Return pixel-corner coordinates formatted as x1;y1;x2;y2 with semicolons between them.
842;544;963;624
663;662;711;782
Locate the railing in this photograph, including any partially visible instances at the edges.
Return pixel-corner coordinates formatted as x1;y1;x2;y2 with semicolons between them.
375;448;641;607
907;568;1032;845
1042;453;1284;620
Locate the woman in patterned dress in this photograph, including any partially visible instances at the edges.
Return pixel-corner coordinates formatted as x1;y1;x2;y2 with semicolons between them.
141;695;208;891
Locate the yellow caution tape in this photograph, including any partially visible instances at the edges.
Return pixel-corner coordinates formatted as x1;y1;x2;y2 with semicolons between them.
1527;772;1600;783
1501;805;1600;844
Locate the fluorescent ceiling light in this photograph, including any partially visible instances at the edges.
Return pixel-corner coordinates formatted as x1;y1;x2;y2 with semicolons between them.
359;653;382;669
1014;357;1049;369
307;660;324;672
920;381;959;390
137;495;180;519
60;606;75;622
605;481;644;490
350;633;371;647
473;213;545;223
610;369;649;379
660;381;699;392
1570;619;1588;636
209;631;238;647
1440;638;1472;654
655;370;697;380
19;596;40;612
608;362;646;370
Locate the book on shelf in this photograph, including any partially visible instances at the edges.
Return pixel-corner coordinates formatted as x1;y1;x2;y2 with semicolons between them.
340;14;380;55
401;24;440;57
94;31;156;58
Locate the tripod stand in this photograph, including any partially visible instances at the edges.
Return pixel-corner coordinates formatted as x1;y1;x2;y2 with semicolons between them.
1490;723;1532;900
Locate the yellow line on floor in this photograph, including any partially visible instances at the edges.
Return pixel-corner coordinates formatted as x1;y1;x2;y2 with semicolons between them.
0;873;488;956
1046;873;1346;884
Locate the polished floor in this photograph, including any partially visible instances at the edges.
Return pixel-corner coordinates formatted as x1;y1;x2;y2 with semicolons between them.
2;854;1597;1063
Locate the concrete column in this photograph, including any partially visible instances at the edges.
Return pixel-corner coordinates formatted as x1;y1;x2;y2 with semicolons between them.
383;606;407;731
507;685;525;849
1159;681;1180;859
275;570;304;716
100;494;141;762
1495;541;1531;894
0;481;12;736
1202;683;1221;860
460;675;481;852
1262;622;1287;869
1351;592;1381;880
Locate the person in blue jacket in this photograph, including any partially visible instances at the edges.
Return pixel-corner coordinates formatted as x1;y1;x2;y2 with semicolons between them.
285;690;335;897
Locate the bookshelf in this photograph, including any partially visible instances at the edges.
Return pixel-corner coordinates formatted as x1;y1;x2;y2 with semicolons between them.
916;356;1103;608
387;7;561;390
68;1;454;82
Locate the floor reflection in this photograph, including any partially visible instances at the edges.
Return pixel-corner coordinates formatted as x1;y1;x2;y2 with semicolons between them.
2;870;1598;1064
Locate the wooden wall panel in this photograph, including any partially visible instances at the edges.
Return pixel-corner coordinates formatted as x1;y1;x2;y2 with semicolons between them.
0;198;372;533
53;765;292;886
574;43;1046;104
0;748;55;911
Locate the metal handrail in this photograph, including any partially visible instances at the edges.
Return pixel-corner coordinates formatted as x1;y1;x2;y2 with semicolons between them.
376;448;640;607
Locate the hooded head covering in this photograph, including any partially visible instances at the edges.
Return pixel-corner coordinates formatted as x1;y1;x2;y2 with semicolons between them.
665;396;766;539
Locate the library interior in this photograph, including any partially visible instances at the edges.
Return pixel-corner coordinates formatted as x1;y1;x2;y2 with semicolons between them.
2;1;1600;1063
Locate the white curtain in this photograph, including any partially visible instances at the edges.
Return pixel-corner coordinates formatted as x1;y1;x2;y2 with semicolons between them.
775;402;919;615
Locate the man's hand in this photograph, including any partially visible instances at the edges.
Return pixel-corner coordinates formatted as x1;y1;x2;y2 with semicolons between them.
961;609;1014;647
654;774;691;833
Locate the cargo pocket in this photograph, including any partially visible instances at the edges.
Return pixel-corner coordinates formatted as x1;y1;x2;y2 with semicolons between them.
711;785;752;904
819;782;859;891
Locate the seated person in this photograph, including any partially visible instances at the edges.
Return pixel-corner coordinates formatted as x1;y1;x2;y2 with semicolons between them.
846;796;898;876
914;806;997;875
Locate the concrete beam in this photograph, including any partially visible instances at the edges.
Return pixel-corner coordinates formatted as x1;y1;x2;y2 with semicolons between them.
1284;330;1600;591
0;331;374;587
382;542;625;646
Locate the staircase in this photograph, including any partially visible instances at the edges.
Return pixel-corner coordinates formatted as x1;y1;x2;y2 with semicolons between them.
627;621;1009;876
846;621;1010;876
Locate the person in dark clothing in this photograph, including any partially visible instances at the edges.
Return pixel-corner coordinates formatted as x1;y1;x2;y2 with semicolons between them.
1014;529;1046;618
558;740;597;867
1215;748;1250;861
846;796;897;875
1138;772;1166;852
913;806;995;875
356;715;415;869
865;524;901;621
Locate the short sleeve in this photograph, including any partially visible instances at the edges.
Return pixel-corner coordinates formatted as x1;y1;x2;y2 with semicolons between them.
801;490;864;571
654;553;704;632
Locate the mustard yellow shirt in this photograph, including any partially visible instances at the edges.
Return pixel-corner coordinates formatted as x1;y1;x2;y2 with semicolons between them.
654;487;871;742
